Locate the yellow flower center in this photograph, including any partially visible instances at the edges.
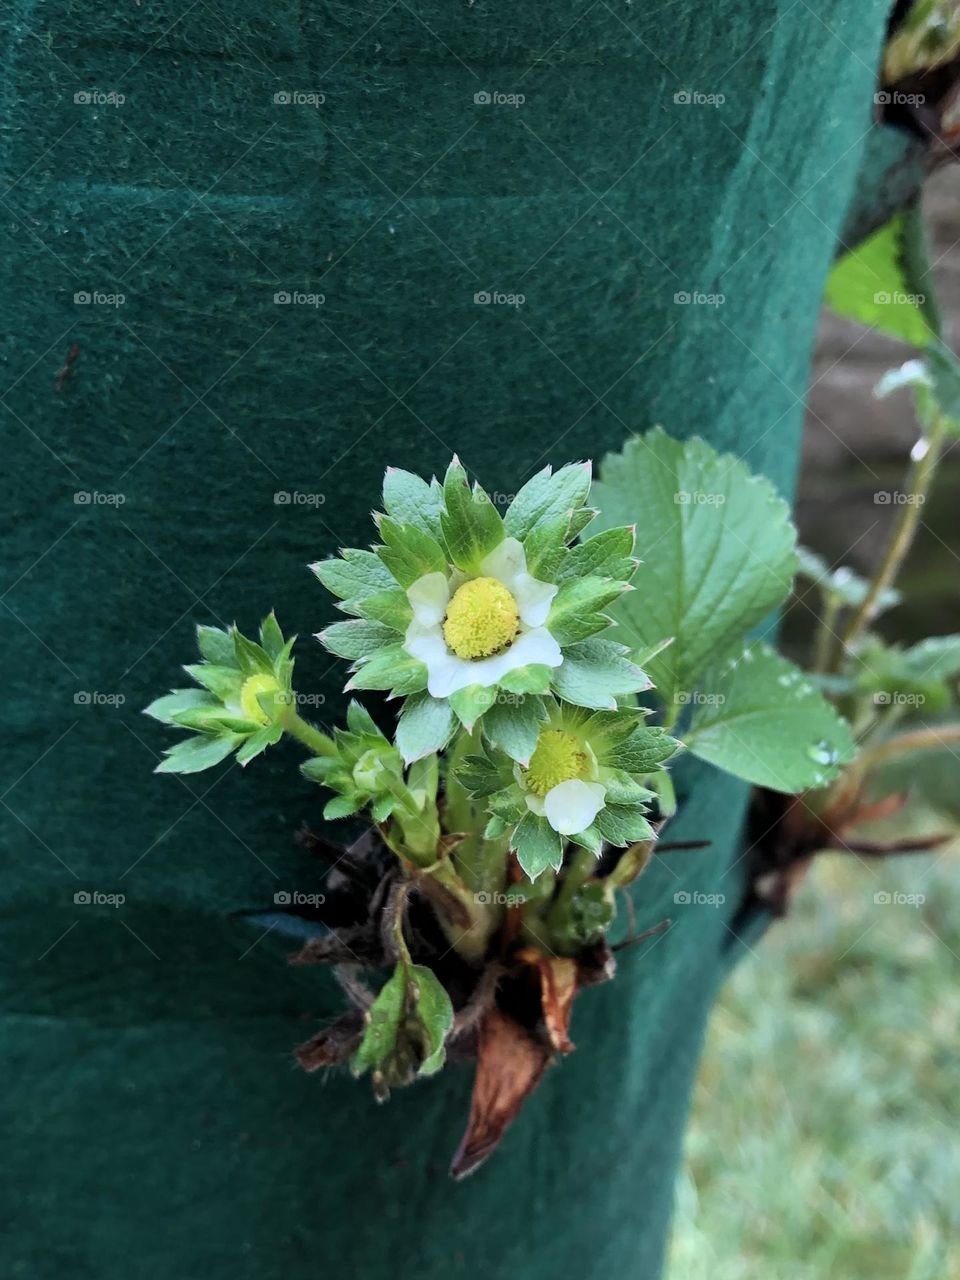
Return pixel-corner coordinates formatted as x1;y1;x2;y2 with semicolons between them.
442;576;519;660
524;730;587;797
239;673;279;725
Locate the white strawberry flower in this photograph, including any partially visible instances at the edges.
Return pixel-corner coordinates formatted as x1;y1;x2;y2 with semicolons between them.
403;537;561;699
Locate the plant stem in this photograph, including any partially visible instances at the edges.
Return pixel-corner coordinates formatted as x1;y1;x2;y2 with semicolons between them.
280;705;335;757
811;592;841;674
836;415;946;663
855;723;960;776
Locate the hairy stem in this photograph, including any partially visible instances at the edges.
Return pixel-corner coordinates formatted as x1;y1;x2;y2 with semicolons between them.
280;705;336;757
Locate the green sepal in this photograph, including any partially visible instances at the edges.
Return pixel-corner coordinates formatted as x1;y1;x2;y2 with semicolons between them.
559;526;636;582
522;516;569;580
320;619;399;660
351;588;413;630
551;638;651;710
375;517;447;588
154;733;241;774
593;804;655;846
546;576;625;645
196;624;237;666
144;688;218;726
481;694;547;765
440;459;504;572
449;683;498;731
310;549;395;602
511;811;565;880
455;752;506;798
499;664;553;695
236;723;283;766
183;663;244;701
324;794;366;820
504;462;592;540
396;692;457;763
258;612;285;661
233;629;272;677
568;825;603;857
382;467;444;538
347;645;428;696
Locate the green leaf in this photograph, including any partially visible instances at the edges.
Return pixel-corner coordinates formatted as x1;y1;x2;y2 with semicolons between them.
615;725;680;774
482;694;547;764
347;645;427;696
546;576;625;645
144;688;218;725
456;752;506;798
593;430;797;704
498;664;553;695
382;468;444;538
196;625;237;666
311;549;395;601
351;965;407;1076
551;638;650;710
408;964;454;1076
155;733;240;774
504;462;592;540
449;683;498;731
320;619;399;660
440;459;504;572
375;518;447;588
324;794;366;820
558;525;636;582
684;644;855;793
396;692;457;763
855;634;960;712
824;206;940;346
511;811;564;879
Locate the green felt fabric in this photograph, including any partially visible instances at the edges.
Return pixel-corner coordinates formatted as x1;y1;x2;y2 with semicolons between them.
1;2;889;1277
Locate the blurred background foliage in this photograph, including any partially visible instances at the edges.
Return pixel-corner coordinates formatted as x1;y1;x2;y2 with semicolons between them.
671;164;960;1278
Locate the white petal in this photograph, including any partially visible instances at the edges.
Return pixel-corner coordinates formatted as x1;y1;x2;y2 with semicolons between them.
524;792;546;817
407;571;450;626
404;618;563;700
481;537;526;591
543;779;606;836
481;536;557;626
513;574;558;627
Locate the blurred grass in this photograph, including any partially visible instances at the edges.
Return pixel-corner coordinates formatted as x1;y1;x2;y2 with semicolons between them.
669;843;960;1280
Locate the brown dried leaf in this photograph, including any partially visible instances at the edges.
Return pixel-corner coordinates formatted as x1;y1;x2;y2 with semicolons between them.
449;1007;552;1180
